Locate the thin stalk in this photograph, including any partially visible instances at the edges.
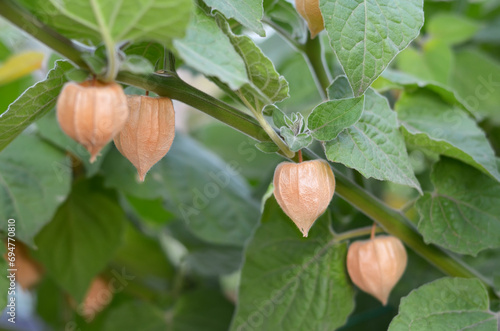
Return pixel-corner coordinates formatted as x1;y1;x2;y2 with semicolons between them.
237;91;295;158
303;36;331;100
333;225;382;243
89;0;118;81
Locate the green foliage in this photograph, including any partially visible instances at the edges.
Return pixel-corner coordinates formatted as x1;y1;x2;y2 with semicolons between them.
204;0;265;36
324;89;421;192
34;177;126;302
0;60;71;152
231;197;354;330
18;0;192;46
417;158;500;256
173;8;248;90
0;134;71;245
319;0;424;96
389;278;497;330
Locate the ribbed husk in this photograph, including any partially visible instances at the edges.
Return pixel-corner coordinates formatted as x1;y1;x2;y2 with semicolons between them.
56;80;129;163
347;236;408;305
295;0;324;38
273;159;335;237
114;95;175;181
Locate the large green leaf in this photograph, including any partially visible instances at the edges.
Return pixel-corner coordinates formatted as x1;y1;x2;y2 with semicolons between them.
427;13;480;46
166;220;243;276
450;49;500;122
389;278;498;331
173;8;248;90
204;0;265;36
416;158;500;256
217;18;289;109
19;0;192;46
396;42;453;85
230;197;354;331
324;89;421;192
0;134;71;246
102;134;260;247
103;301;167;331
0;60;71;152
372;69;475;117
319;0;424;96
263;0;307;43
396;89;500;182
308;96;364;141
168;289;234;331
34;178;126;302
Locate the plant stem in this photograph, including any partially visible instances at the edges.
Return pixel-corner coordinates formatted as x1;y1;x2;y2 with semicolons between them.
298;150;303;163
303;36;331;100
0;0;87;69
334;225;382;243
237;91;295;158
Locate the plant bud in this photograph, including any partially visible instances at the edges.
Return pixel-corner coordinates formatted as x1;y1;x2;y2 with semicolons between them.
347;235;407;305
295;0;324;38
56;80;129;163
114;95;175;181
273;159;335;237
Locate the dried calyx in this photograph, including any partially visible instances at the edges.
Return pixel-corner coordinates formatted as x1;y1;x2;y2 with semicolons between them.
114;95;175;181
346;229;408;305
295;0;325;38
273;159;335;237
56;80;129;162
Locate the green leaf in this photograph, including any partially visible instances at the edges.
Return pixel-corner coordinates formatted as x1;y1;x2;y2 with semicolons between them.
34;178;126;302
416;158;500;256
389;278;497;331
319;0;424;96
168;289;234;331
120;54;154;74
327;75;354;100
255;141;280;154
166;219;243;276
450;49;500;122
271;106;288;129
218;18;289;108
230;197;354;331
0;60;71;152
204;0;265;36
372;69;476;117
173;8;248;90
396;42;453;85
263;0;307;42
113;223;175;279
19;0;193;46
0;134;71;246
396;89;500;182
427;13;480;45
324;89;421;192
102;134;260;247
123;42;165;70
280;127;313;152
103;301;167;331
308;96;364;141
